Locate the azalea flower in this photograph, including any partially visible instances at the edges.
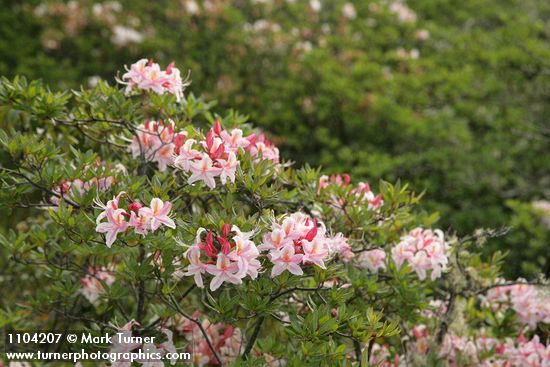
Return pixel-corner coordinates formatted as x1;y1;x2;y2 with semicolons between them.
119;59;189;101
139;198;175;231
358;249;387;273
80;266;115;305
95;208;130;247
206;253;242;291
172;122;280;189
121;58;148;93
270;245;304;277
183;246;207;288
129;211;150;236
217;152;238;185
391;228;450;280
181;225;261;290
95;192;176;246
262;213;341;277
188;155;222;189
302;238;329;268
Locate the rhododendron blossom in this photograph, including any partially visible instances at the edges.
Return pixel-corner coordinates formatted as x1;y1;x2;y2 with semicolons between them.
246;133;280;163
80;265;115;305
389;1;417;23
326;232;354;262
95;192;176;247
260;212;346;277
119;59;189;102
181;224;261;291
174;121;279;190
391;228;450;280
127;119;186;172
318;174;383;210
175;311;242;365
109;320;177;367
481;281;550;329
139;198;176;231
439;332;550;366
358;249;386;273
50;161;124;205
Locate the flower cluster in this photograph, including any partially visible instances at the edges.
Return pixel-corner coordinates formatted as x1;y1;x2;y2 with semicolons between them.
95;192;175;247
174;121;279;190
181;224;261;291
120;59;189;102
80;265;115;305
109;320;177;367
440;332;550;366
372;325;550;366
50;161;125;205
482;281;550;329
368;342;397;367
176;311;242;366
247;132;280;164
128;119;187;172
388;1;417;23
358;249;386;273
318;174;384;210
260;212;346;277
327;232;354;262
391;228;450;280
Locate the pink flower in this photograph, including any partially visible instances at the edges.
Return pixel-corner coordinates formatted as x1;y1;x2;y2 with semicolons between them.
391;228;450;280
326;233;354;262
173;122;280;189
121;58;148;92
119;59;189;102
173;139;201;171
358;249;386;273
220;128;250;152
181;225;261;290
164;62;185;102
183;245;207;288
258;228;290;252
206;253;242;291
95;208;130;247
95;192;175;246
80;266;115;305
217;152;238;185
302;238;329;268
139;198;175;231
270;245;304;277
391;242;414;268
188;155;222;189
139;63;168;94
110;320;141;354
228;234;261;279
247;134;280;163
129;211;150;236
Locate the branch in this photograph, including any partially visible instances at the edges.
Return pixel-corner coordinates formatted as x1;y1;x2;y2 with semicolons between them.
136;245;146;324
242;316;265;360
11;169;81;209
163;293;223;365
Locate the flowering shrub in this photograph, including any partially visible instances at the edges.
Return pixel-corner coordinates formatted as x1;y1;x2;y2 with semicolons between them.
5;0;550;279
0;64;549;367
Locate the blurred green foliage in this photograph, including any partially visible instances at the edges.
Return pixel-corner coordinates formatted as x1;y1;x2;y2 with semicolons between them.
2;0;550;277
